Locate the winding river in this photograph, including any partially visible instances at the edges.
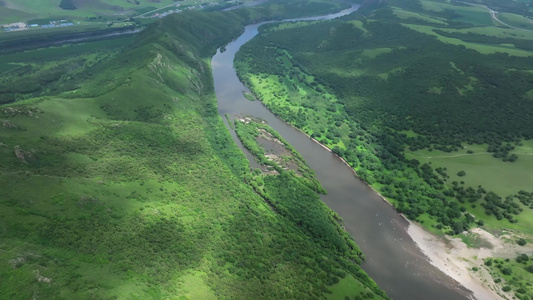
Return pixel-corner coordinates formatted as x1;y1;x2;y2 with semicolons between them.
212;4;473;299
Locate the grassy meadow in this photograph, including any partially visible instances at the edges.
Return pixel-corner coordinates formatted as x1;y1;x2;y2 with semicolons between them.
405;141;533;199
405;142;533;233
498;12;533;30
402;23;533;56
0;0;227;23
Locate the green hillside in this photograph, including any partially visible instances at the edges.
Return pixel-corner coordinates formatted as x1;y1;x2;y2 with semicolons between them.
0;2;385;299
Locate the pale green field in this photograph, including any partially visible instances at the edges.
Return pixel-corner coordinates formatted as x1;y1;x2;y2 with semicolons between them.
0;0;229;23
439;26;533;40
180;272;217;300
399;129;421;138
405;141;533;232
246;66;350;150
347;20;369;35
498;12;533;30
391;6;448;25
361;47;394;59
403;24;533;57
405;142;533;198
420;0;493;26
377;66;405;81
526;89;533;99
0;6;33;23
327;274;375;300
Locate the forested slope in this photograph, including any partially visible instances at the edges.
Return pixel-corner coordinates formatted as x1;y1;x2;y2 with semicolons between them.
235;0;533;234
0;3;385;299
235;1;533;295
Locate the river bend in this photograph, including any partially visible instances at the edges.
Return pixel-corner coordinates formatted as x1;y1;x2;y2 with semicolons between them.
212;5;472;299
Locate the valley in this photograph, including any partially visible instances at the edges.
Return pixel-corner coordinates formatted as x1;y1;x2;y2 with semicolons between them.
1;0;533;299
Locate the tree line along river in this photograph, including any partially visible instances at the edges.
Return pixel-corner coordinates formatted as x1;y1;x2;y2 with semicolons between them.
211;4;473;299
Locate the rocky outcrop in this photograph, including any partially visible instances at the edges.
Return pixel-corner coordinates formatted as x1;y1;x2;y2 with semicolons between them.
14;145;35;163
3;120;17;129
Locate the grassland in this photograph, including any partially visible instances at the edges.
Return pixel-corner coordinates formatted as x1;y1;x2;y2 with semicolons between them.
405;141;533;199
405;141;533;233
420;0;494;26
0;0;231;23
327;274;377;300
403;23;533;56
498;12;533;30
391;6;448;25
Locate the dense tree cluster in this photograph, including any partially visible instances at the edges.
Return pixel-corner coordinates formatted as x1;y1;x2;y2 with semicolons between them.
59;0;77;10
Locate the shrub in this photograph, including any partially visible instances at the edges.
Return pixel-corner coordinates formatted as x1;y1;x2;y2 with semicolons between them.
502;267;512;275
502;286;512;292
526;265;533;273
59;0;77;10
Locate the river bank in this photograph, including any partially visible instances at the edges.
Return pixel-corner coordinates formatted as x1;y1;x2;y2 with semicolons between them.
307;125;505;300
408;222;533;300
229;20;521;300
250;100;491;300
305;117;519;300
213;4;476;298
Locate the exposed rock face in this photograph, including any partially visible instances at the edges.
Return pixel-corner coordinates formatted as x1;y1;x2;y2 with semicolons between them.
9;252;41;269
77;195;100;208
2;107;41;117
3;120;17;129
14;145;35;163
33;270;51;283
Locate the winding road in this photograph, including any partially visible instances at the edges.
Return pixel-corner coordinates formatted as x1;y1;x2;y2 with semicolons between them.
459;1;531;31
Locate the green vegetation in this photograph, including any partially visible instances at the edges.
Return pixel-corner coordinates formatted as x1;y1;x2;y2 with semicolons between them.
234;0;533;239
0;0;230;24
233;0;533;291
0;1;386;299
327;274;378;300
484;256;533;299
234;119;369;266
458;232;493;249
243;91;256;101
498;12;533;30
0;23;139;55
0;36;135;102
235;118;325;193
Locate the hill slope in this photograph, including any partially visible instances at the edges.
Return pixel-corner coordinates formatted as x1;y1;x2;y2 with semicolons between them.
0;5;385;300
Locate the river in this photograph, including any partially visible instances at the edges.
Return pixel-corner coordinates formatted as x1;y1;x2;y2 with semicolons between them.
212;4;473;299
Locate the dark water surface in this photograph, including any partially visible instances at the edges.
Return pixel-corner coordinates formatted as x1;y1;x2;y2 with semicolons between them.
212;5;472;299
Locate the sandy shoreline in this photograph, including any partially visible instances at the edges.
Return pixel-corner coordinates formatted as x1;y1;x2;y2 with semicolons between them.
309;134;529;300
407;221;533;300
240;96;531;300
407;222;502;300
307;127;504;299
